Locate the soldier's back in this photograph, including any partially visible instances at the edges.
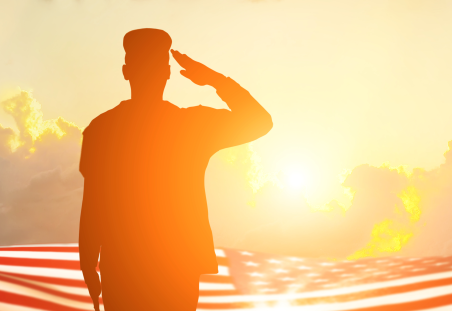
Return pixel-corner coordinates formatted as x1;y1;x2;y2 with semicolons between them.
82;100;218;276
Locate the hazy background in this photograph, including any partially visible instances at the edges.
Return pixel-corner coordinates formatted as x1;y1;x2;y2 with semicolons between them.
1;0;452;259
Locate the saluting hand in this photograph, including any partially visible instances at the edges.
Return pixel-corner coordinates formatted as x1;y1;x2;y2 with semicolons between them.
171;49;226;88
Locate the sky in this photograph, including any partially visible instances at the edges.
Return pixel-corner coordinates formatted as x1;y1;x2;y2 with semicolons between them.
1;0;452;259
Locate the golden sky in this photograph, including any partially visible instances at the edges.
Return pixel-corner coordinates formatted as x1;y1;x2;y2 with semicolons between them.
1;0;452;259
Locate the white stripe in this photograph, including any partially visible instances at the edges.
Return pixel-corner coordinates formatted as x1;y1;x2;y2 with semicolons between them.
0;244;227;257
217;265;229;276
0;244;78;249
199;282;235;291
0;265;85;280
420;306;452;311
0;244;226;257
0;302;48;311
198;270;452;303
198;284;452;311
0;279;100;311
287;284;452;311
0;251;80;261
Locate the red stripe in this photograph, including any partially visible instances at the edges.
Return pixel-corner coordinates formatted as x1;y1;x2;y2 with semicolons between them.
0;273;96;304
0;247;79;253
0;272;238;297
339;293;452;311
199;290;240;296
0;290;89;311
0;273;237;303
196;277;452;309
0;254;229;267
0;272;87;288
0;270;234;289
0;258;81;270
290;276;452;307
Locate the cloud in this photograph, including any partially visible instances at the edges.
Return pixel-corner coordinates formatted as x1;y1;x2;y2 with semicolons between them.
399;143;452;256
1;89;451;260
208;142;452;259
0;90;83;246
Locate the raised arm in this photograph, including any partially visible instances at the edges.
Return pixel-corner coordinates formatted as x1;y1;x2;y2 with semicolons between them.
171;50;273;147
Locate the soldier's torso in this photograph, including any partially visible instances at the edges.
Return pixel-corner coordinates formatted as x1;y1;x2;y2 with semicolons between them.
91;100;218;272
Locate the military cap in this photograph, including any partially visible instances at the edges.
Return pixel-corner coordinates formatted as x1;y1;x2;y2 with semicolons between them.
123;28;172;64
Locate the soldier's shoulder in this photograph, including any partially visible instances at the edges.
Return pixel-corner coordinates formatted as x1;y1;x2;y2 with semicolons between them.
84;100;129;135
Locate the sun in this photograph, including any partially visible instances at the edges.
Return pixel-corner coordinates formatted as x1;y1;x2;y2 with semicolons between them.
281;166;306;190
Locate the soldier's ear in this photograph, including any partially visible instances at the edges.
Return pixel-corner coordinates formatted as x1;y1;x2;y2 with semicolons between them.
122;64;130;81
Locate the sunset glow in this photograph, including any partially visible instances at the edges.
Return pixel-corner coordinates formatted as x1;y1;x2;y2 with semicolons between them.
282;168;306;190
2;0;452;263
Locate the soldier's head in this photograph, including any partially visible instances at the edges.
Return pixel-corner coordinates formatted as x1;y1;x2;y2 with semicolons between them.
122;28;172;94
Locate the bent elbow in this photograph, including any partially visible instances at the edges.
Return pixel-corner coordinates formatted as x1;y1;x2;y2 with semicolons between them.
237;111;273;143
248;113;273;140
259;112;273;136
264;114;273;134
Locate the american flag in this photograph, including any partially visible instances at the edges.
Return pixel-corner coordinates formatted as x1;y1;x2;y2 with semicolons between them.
1;244;452;310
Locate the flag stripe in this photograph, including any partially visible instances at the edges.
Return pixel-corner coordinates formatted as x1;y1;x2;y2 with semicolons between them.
0;273;95;303
0;301;48;311
0;282;99;311
0;257;232;277
418;305;452;311
0;258;82;270
0;270;233;288
198;271;452;303
196;277;452;309
1;244;451;311
0;246;226;258
199;291;242;297
0;265;85;280
0;252;81;261
5;279;452;311
0;291;91;311
0;253;229;268
0;244;78;249
197;287;452;310
0;271;90;288
199;283;236;291
0;264;230;283
336;294;452;311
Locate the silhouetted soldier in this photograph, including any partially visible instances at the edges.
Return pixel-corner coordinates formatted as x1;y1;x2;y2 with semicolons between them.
79;28;273;311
